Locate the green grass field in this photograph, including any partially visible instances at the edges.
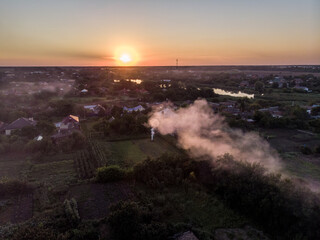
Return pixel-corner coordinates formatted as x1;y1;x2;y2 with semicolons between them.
256;89;320;105
97;136;181;167
281;153;320;182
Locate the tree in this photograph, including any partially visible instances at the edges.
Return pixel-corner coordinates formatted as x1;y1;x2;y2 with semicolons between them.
36;121;56;135
292;106;309;120
272;82;279;88
311;106;320;116
254;81;264;93
96;165;126;182
50;100;75;117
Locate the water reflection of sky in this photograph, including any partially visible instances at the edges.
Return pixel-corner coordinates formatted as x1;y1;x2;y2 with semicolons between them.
114;79;143;84
213;88;254;99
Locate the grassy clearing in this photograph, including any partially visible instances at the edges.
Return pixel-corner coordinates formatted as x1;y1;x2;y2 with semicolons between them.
132;138;181;158
281;153;320;182
97;136;181;168
256;90;320;105
99;140;147;167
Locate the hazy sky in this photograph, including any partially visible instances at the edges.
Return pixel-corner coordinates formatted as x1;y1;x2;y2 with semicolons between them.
0;0;319;66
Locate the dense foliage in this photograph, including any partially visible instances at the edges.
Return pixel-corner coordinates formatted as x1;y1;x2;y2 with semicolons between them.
197;155;320;240
96;165;127;182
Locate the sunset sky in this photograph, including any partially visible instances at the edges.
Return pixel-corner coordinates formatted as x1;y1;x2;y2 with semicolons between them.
0;0;319;66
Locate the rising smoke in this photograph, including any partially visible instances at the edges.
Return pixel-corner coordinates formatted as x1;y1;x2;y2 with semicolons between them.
148;99;281;172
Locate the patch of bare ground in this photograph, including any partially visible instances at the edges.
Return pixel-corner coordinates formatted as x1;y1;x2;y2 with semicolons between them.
66;181;133;220
0;193;33;225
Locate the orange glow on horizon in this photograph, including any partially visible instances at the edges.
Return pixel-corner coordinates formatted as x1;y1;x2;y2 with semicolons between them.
114;46;140;66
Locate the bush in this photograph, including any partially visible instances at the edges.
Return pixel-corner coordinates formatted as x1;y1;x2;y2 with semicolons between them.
96;165;126;182
133;154;194;188
108;201;174;240
69;225;99;240
64;198;81;226
300;146;313;155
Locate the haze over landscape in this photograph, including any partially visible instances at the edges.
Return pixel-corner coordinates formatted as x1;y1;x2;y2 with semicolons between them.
1;1;320;240
0;0;320;66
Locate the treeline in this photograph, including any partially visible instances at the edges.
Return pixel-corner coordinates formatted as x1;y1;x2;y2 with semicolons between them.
107;154;320;240
198;155;320;240
253;106;320;133
92;111;148;136
144;83;216;102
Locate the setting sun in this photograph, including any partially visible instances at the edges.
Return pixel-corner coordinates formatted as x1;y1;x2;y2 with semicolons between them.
115;46;139;66
119;53;132;63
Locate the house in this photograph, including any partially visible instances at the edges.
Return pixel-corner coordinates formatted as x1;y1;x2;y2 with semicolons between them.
269;76;287;88
84;104;106;116
294;86;310;92
219;101;236;108
294;78;304;86
207;102;220;112
34;135;43;141
3;118;37;135
52;115;80;143
259;106;284;118
55;115;80;132
239;80;250;88
123;105;145;113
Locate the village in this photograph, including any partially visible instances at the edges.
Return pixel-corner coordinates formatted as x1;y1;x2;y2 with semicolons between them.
0;66;320;240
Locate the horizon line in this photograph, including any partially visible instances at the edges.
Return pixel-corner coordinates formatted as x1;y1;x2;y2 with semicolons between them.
1;64;319;68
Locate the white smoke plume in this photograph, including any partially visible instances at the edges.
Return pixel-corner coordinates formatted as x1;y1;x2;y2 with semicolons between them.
148;99;281;172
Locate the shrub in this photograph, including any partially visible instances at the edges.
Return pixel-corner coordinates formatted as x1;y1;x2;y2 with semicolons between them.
300;146;313;155
96;165;126;182
64;198;80;225
133;154;194;188
69;225;99;240
108;201;174;240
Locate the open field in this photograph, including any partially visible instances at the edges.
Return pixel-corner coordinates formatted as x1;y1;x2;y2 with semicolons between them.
256;89;320;105
98;136;181;167
281;153;320;182
261;128;320;183
264;129;320;152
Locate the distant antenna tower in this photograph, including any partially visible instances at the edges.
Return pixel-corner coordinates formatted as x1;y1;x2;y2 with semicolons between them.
176;59;178;69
